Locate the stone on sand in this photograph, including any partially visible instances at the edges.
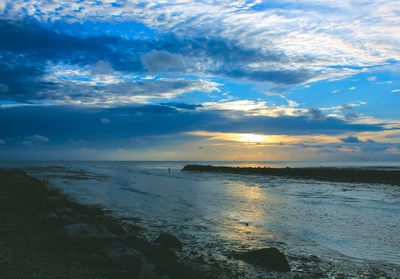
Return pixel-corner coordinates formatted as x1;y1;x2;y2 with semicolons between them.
240;247;290;272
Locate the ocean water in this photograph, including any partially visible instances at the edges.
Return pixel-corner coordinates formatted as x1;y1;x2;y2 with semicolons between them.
2;161;400;277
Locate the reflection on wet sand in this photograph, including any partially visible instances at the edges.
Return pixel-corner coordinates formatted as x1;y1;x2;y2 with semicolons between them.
218;183;276;248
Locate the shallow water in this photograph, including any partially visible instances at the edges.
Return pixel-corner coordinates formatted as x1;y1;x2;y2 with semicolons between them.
2;161;400;277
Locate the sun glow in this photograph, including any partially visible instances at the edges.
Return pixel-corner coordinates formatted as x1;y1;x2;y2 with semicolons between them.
238;133;268;143
187;131;341;146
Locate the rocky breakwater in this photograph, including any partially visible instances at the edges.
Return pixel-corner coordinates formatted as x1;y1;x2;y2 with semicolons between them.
182;164;400;186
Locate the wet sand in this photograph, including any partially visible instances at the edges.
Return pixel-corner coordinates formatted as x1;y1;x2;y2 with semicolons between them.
182;165;400;186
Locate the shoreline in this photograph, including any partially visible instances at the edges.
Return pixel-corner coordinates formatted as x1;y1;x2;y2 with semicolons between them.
182;165;400;186
2;168;398;279
0;169;213;279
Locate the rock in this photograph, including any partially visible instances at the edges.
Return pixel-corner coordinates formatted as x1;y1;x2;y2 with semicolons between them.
37;211;59;226
155;233;182;249
240;247;290;272
143;244;177;263
88;253;105;263
63;223;101;238
58;214;76;225
138;263;158;279
56;206;75;216
62;223;119;240
103;242;142;270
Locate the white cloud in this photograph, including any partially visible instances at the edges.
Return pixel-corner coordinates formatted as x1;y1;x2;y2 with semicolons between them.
202;99;305;117
40;64;222;105
25;135;49;142
391;89;400;93
2;0;399;83
0;83;9;92
100;118;111;124
22;134;50;146
202;100;268;112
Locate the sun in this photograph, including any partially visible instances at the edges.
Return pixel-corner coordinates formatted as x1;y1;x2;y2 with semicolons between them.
238;133;267;143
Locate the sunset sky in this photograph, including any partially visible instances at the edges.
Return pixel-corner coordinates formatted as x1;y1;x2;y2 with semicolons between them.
0;1;399;161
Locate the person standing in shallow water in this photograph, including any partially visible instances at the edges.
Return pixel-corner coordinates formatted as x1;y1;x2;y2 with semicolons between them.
168;168;170;173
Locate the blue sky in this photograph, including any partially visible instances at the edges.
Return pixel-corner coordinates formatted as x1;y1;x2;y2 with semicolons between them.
0;0;399;161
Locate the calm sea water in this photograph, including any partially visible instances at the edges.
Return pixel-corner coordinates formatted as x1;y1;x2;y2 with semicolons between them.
2;161;400;277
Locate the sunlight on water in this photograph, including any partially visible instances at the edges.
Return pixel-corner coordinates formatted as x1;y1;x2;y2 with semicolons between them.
218;183;274;246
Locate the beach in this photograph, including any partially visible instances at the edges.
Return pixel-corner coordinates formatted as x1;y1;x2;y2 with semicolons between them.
1;162;399;278
0;169;211;279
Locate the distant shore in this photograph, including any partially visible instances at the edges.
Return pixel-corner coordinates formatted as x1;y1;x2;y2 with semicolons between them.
182;165;400;186
0;169;212;279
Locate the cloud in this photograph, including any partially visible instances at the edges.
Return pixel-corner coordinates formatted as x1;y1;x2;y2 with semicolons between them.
1;58;220;105
340;135;361;143
0;138;5;144
141;50;187;73
202;100;269;112
100;118;111;124
391;89;400;93
22;134;49;146
0;21;230;105
2;0;399;86
307;108;326;121
0;105;385;149
344;113;359;121
0;20;128;68
1;104;395;160
160;102;203;110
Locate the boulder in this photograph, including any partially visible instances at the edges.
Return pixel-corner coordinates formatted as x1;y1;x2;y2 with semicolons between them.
138;263;158;279
88;253;105;263
103;242;142;270
240;247;290;272
62;223;119;240
155;233;182;249
58;214;76;225
63;223;100;238
37;211;59;226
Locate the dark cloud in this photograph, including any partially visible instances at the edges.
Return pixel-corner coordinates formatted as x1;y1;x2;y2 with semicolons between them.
344;113;359;121
219;69;313;84
0;20;138;70
140;36;314;84
160;102;203;110
0;20;144;102
340;135;361;143
141;50;186;72
0;19;316;104
0;105;384;148
138;37;313;84
307;108;326;120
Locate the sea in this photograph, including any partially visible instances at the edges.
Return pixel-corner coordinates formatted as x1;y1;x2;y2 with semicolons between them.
1;161;399;278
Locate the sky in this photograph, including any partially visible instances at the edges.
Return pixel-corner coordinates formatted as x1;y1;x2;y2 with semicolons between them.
0;0;399;161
